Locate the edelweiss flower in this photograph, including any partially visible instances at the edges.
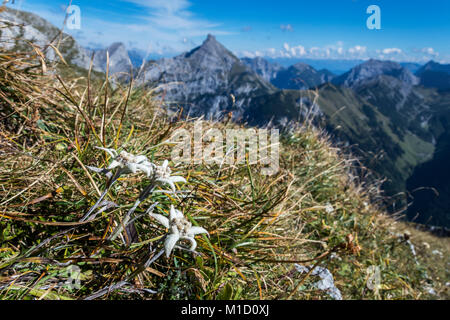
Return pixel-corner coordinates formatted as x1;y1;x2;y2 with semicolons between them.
150;205;208;258
325;203;334;214
88;147;155;178
82;147;154;222
154;160;186;192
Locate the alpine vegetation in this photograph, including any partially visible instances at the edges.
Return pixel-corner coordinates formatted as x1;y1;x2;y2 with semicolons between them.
82;147;156;222
83;147;190;249
1;13;449;300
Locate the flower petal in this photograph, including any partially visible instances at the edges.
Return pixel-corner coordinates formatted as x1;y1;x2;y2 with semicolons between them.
180;236;197;251
96;146;117;158
136;164;154;177
86;166;106;173
150;213;170;229
164;234;180;258
135;155;148;163
170;205;184;220
170;176;186;184
107;160;122;170
187;226;209;237
157;178;176;192
127;163;138;174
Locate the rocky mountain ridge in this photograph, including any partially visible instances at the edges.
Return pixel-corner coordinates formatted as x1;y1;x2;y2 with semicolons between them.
135;34;276;119
0;7;132;75
416;60;450;91
242;57;335;90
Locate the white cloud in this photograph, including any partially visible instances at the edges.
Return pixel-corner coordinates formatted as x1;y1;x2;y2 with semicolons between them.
18;0;231;55
124;0;228;36
348;45;367;55
280;43;306;57
241;42;368;60
309;47;320;54
291;45;306;56
239;43;449;63
267;48;277;56
382;48;402;54
240;42;374;60
421;47;438;56
241;51;255;58
125;0;191;13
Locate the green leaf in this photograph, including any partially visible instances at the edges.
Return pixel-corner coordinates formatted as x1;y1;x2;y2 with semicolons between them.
217;283;233;300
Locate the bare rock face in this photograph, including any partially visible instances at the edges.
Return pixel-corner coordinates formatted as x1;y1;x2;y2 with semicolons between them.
136;34;276;120
272;63;335;90
0;7;131;76
333;59;419;89
242;57;335;90
0;7;92;69
241;56;284;82
92;42;132;75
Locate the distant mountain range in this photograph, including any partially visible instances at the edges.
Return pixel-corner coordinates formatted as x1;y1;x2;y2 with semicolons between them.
2;7;450;228
416;61;450;91
265;58;365;75
242;57;335;90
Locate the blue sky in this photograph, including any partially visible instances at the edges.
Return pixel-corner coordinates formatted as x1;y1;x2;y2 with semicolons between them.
9;0;450;62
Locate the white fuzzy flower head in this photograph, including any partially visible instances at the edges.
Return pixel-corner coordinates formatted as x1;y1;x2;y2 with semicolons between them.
154;160;186;192
325;203;334;214
150;205;209;258
88;147;155;178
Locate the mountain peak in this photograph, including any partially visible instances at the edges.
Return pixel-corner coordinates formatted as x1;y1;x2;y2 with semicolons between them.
92;42;131;74
333;59;418;87
199;34;224;51
418;60;450;74
416;60;450;90
290;62;315;72
108;42;125;49
205;34;217;42
107;42;127;55
184;34;238;65
360;59;401;69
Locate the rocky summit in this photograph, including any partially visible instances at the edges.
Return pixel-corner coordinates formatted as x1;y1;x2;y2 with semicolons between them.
92;42;132;75
136;34;275;120
333;59;419;88
0;7;92;69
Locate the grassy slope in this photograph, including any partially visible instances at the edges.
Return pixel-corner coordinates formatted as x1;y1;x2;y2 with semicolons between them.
246;85;435;198
317;85;435;194
0;39;449;300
